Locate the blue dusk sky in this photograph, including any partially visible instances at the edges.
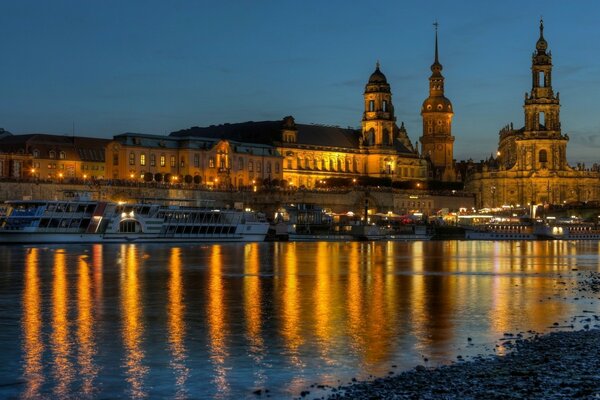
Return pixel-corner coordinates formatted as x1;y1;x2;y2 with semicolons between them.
1;1;600;164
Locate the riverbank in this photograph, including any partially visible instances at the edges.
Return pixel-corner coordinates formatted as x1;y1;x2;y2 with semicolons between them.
315;272;600;400
322;329;600;399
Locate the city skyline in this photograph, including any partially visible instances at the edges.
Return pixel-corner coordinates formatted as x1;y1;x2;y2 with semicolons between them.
2;1;600;164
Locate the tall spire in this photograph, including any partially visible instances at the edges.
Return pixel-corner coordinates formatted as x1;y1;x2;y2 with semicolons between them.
434;21;439;64
431;21;442;74
539;17;544;38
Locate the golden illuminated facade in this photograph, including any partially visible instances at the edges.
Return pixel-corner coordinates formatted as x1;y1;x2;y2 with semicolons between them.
419;26;456;181
465;20;600;207
172;65;428;189
108;133;283;188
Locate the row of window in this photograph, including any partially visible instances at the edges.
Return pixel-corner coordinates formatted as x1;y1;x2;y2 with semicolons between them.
289;158;360;172
123;152;280;173
33;150;66;159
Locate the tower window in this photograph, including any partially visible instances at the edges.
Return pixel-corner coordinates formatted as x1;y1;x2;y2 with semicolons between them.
539;149;548;163
382;100;387;112
369;100;375;112
539;71;545;87
539;112;545;129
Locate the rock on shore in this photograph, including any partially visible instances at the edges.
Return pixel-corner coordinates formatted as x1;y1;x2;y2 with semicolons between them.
326;329;600;400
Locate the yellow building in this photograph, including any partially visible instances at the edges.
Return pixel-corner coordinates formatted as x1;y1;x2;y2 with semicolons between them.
0;133;110;180
419;26;456;181
109;133;283;188
172;64;428;189
465;20;600;207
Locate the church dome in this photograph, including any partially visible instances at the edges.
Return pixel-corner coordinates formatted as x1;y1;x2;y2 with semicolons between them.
421;96;453;113
368;65;388;84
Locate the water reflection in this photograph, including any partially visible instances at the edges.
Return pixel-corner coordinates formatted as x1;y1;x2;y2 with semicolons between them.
120;244;147;398
22;248;43;399
167;247;189;399
52;249;74;397
10;241;600;399
77;254;98;395
207;245;230;398
243;243;266;387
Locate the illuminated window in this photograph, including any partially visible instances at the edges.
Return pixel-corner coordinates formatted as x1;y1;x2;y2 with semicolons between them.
209;157;215;168
140;153;146;166
129;152;135;165
59;151;66;159
160;155;166;167
170;156;175;167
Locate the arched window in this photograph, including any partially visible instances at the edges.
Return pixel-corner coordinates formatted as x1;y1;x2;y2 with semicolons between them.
32;149;39;158
539;149;548;163
369;100;375;112
59;151;66;160
140;153;146;166
382;100;388;112
49;150;56;159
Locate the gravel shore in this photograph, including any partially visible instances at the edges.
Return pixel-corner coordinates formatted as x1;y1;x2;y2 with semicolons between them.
321;329;600;399
318;271;600;400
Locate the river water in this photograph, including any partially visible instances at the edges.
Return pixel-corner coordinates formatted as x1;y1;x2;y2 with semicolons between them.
0;241;599;399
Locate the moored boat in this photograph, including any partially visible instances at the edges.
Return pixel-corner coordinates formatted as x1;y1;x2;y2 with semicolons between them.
0;198;269;243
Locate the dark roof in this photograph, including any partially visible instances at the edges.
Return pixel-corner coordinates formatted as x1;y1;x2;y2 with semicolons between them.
295;124;359;148
171;120;361;149
0;134;110;162
170;121;282;145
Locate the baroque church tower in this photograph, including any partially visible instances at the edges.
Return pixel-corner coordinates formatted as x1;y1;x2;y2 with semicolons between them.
361;62;396;147
517;18;568;171
419;24;456;181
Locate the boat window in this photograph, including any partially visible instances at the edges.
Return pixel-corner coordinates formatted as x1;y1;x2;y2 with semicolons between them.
120;220;140;233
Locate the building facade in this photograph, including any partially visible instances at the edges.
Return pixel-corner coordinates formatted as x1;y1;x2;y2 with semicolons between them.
172;64;428;189
108;133;283;188
465;20;600;208
0;133;110;180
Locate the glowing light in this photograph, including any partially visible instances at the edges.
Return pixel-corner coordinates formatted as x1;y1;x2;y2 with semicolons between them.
22;248;43;398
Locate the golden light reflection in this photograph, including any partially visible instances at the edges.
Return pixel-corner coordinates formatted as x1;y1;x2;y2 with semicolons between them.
22;248;43;398
313;242;335;365
168;247;189;399
243;243;266;386
207;245;230;397
120;244;147;398
92;244;103;304
77;255;98;395
279;243;303;367
489;241;572;345
51;249;74;397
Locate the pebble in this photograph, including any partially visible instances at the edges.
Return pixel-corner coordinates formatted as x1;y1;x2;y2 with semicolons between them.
326;329;600;399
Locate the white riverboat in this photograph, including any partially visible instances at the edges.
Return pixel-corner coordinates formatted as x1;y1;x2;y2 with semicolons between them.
464;217;537;240
534;218;600;240
0;199;269;243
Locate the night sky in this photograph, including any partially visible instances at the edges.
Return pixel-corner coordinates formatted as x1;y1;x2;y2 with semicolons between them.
2;1;600;164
